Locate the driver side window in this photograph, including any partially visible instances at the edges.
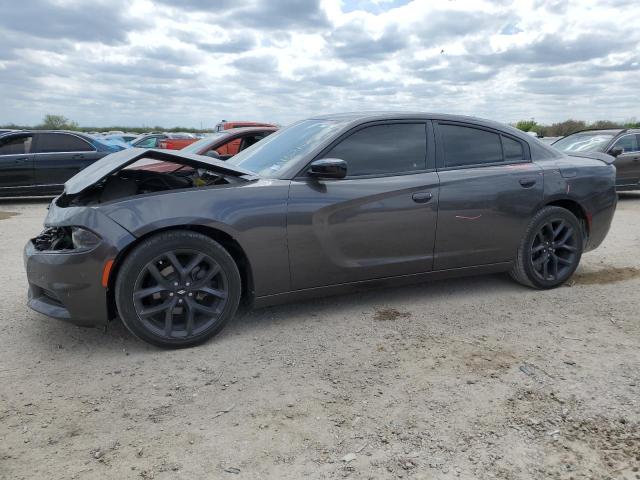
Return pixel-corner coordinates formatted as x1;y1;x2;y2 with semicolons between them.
0;135;33;155
323;123;427;177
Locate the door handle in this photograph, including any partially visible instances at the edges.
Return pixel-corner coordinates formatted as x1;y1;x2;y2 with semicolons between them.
72;154;84;160
13;157;28;163
519;177;537;188
412;192;433;203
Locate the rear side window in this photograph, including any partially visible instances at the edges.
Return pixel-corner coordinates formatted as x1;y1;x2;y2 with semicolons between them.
0;135;33;155
324;123;427;176
440;124;502;167
36;133;94;153
502;135;524;162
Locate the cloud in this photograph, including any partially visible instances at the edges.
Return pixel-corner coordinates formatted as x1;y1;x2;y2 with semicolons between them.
0;0;144;44
0;0;639;128
327;22;407;61
227;0;330;30
470;33;626;66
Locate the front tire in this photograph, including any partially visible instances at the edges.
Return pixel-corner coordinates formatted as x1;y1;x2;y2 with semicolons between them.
115;230;241;348
510;206;583;289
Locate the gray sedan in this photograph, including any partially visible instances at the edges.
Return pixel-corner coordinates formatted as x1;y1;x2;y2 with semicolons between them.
24;112;617;348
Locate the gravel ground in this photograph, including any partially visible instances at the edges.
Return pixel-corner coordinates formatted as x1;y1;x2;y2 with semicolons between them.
0;195;639;480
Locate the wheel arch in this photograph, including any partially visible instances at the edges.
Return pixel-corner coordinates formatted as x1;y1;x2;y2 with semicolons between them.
543;197;590;241
106;225;254;321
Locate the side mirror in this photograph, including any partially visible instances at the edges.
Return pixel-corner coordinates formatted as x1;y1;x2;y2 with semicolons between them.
308;158;347;179
205;150;220;159
609;147;623;157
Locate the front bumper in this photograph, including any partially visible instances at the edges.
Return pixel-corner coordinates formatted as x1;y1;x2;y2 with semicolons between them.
24;201;137;327
25;240;112;327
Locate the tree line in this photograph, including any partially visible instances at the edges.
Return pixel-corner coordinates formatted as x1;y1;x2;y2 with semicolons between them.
513;118;640;137
2;114;639;138
0;114;214;134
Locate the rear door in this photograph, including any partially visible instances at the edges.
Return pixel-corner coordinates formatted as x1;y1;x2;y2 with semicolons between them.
287;121;440;289
0;133;35;191
32;132;102;189
609;134;640;187
433;121;543;270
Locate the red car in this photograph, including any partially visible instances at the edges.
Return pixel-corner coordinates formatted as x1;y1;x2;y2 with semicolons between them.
158;138;198;150
135;126;277;173
214;120;277;132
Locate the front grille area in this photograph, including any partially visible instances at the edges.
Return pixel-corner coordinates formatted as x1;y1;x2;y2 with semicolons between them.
32;227;73;251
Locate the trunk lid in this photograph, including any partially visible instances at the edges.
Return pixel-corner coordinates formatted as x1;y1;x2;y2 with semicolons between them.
566;151;616;165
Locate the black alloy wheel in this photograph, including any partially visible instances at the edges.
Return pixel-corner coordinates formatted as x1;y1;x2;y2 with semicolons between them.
511;206;583;289
133;249;228;339
116;231;241;348
529;219;578;282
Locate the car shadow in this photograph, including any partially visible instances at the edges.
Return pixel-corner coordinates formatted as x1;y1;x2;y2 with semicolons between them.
617;192;640;201
0;197;53;204
22;272;520;354
219;272;521;338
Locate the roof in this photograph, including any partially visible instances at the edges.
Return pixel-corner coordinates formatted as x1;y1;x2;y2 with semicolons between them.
221;126;278;135
0;129;94;137
310;111;532;141
312;111;514;127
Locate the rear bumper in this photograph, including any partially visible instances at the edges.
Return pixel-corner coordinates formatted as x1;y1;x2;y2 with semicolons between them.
24;240;111;327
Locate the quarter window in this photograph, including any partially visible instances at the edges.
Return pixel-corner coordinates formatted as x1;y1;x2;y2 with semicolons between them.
324;123;427;176
440;124;502;167
0;134;33;155
36;133;94;153
502;135;525;162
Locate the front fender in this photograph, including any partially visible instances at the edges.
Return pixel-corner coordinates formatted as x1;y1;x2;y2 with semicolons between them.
98;181;292;296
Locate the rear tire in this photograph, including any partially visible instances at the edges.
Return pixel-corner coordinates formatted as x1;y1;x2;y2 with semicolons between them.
510;206;583;289
115;230;241;348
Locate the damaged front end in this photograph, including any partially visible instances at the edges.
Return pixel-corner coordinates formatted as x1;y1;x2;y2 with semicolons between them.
57;148;257;207
25;148;258;327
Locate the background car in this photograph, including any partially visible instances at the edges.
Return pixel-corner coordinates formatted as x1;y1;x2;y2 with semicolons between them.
138;127;277;173
130;133;168;148
102;133;138;144
182;126;277;159
214;120;277;132
158;137;198;150
552;128;640;190
24;113;617;348
0;130;123;196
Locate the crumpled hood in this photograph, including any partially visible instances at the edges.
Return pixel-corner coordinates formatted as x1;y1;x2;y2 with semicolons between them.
63;148;256;195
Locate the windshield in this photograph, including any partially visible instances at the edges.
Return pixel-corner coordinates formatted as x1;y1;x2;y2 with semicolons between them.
226;119;348;177
552;132;616;153
181;133;228;153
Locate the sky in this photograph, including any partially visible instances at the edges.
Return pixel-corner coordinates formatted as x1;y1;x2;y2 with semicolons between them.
0;0;638;128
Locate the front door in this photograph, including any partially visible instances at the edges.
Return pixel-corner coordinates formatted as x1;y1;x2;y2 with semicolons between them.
287;122;439;290
32;132;102;189
433;122;544;270
610;134;640;188
0;133;35;191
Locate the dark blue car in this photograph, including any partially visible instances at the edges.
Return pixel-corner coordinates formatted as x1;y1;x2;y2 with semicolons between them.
0;130;123;197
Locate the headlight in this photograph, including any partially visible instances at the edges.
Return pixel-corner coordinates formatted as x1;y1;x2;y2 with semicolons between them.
71;227;101;250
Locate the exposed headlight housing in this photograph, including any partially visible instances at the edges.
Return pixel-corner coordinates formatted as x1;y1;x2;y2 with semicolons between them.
71;227;101;250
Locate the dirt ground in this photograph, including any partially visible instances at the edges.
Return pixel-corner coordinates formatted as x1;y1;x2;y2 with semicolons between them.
1;195;639;480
